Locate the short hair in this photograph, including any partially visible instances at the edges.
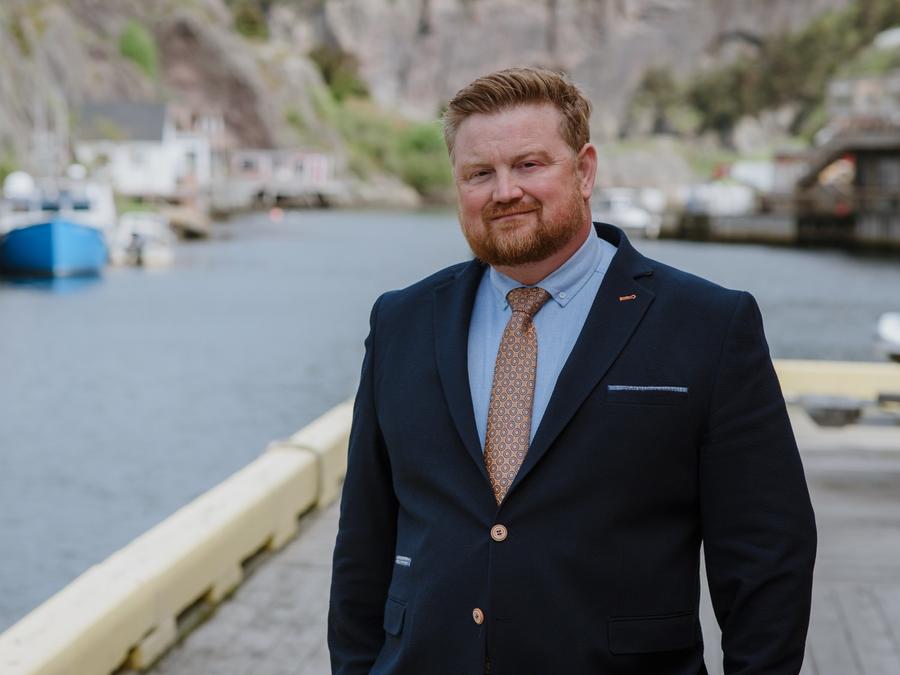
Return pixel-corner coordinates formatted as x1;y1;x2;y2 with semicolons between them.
442;67;592;156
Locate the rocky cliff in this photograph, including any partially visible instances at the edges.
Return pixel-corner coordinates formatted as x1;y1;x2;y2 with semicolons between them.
0;0;335;174
286;0;855;138
0;0;858;188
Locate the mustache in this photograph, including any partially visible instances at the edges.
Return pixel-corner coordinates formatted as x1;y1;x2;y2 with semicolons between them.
482;204;540;220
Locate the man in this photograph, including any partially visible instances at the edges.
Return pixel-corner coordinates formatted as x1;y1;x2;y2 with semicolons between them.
329;67;816;674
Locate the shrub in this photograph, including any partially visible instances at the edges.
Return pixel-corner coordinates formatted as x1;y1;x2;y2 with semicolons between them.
308;45;369;101
118;20;157;78
685;0;900;138
232;0;269;40
393;123;452;198
323;97;452;199
0;150;17;185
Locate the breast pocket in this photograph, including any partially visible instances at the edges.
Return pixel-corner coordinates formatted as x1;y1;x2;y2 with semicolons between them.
605;385;689;406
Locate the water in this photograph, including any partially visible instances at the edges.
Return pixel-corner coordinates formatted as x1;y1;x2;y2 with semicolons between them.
1;209;898;631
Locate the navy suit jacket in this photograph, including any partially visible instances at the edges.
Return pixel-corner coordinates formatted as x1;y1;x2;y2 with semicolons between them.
328;224;816;674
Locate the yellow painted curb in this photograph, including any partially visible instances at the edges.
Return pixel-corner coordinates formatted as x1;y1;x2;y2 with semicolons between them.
274;400;352;511
774;359;900;400
0;400;353;675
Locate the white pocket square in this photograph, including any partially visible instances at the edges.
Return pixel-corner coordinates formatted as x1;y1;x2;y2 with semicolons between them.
608;385;688;393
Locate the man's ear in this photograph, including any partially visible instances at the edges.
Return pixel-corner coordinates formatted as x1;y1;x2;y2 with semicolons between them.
575;143;598;200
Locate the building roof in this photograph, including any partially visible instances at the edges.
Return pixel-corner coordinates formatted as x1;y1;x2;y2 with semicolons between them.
77;102;168;142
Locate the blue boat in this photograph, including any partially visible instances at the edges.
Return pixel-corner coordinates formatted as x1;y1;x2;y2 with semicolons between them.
0;218;107;277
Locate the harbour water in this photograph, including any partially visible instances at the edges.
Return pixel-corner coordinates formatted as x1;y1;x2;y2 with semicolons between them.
1;209;899;631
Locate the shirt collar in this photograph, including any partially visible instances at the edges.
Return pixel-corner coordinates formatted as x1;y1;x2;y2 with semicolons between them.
488;228;605;310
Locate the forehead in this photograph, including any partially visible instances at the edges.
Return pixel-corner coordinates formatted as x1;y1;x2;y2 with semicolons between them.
452;103;569;163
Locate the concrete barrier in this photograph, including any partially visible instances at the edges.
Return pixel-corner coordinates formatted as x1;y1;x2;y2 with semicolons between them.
774;359;900;401
0;401;352;675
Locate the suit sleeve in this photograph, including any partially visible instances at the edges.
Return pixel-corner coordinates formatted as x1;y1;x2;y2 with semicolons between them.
700;291;817;674
328;295;398;674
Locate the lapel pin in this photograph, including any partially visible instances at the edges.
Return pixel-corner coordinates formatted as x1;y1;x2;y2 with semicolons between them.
619;294;637;302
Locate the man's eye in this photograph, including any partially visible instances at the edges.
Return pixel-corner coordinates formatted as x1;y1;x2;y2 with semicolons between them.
519;162;540;170
469;170;491;181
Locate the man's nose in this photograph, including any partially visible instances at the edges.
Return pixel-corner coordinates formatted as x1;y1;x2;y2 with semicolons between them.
491;170;523;203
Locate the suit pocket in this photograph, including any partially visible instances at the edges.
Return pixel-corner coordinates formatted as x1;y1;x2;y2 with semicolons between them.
383;597;407;637
608;610;697;654
606;385;689;406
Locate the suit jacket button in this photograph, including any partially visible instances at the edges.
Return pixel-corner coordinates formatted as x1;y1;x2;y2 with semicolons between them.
472;608;484;624
491;524;508;542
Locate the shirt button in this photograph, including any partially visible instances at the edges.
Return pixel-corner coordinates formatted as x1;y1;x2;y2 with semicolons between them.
490;524;508;542
472;607;484;624
558;291;567;299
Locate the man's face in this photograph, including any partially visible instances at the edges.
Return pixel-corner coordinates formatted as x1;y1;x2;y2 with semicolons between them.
451;103;595;267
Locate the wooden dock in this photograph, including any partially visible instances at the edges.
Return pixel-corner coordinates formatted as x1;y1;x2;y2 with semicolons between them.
149;406;900;675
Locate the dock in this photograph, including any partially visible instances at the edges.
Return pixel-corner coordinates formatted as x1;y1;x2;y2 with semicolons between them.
1;361;898;675
145;404;900;675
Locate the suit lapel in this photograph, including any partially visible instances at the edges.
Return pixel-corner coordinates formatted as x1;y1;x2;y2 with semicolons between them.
433;259;490;482
508;225;656;497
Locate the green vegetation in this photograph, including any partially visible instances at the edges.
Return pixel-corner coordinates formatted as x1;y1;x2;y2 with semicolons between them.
305;48;452;199
630;68;681;134
3;1;51;57
838;44;900;77
392;122;452;197
309;86;452;200
115;195;160;214
632;1;900;140
285;107;308;135
339;98;452;200
308;45;369;101
8;11;31;57
231;0;269;40
0;149;18;185
118;20;158;78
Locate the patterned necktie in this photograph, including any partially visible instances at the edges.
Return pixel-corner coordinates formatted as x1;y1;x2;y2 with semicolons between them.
484;286;551;504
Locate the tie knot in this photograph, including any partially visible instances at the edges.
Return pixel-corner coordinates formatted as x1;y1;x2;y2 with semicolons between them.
507;286;551;318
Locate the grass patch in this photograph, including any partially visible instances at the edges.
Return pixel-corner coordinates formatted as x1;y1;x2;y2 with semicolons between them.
119;20;158;78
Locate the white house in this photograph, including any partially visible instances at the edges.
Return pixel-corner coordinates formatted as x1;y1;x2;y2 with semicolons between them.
74;102;216;202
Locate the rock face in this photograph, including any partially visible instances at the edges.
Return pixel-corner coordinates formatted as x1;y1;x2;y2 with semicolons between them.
0;0;332;173
0;0;157;170
0;0;857;182
286;0;855;138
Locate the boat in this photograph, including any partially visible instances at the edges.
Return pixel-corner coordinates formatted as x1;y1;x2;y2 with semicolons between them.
591;188;662;239
0;219;107;277
877;312;900;363
0;170;115;278
109;212;175;268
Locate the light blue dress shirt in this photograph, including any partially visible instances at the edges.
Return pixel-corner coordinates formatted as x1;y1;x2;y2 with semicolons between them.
467;229;618;449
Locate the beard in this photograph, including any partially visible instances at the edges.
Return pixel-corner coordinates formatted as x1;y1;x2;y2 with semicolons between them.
460;185;587;267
